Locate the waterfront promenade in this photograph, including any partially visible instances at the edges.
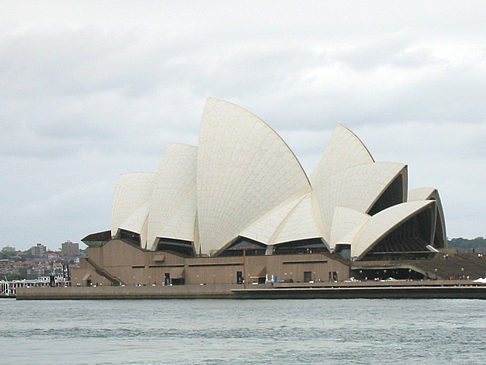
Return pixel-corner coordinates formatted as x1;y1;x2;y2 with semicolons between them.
15;280;486;300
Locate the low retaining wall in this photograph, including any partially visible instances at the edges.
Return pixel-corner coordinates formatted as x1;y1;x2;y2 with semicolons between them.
233;285;486;299
16;284;239;300
16;281;486;300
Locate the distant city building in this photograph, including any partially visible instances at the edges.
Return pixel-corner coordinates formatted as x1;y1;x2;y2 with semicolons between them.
31;243;47;258
0;258;12;273
2;246;16;254
47;252;60;261
61;241;79;257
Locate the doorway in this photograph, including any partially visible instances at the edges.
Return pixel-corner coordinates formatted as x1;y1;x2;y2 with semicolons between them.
236;271;243;284
304;271;312;282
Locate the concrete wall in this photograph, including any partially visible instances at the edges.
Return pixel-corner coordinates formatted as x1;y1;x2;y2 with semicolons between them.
18;280;486;300
17;284;239;299
72;258;112;287
265;254;349;283
71;239;350;287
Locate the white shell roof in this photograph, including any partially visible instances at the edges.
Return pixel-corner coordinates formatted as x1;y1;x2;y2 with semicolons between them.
117;202;150;238
271;193;323;245
330;207;370;251
408;187;436;201
314;161;407;243
152;189;197;244
351;200;435;259
408;187;447;247
240;193;324;246
111;172;156;238
311;124;374;185
107;98;446;259
146;144;197;250
240;195;303;244
196;98;311;255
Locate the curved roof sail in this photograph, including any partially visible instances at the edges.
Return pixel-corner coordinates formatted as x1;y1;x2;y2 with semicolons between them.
311;124;374;185
271;193;323;245
409;187;447;248
330;207;370;251
111;172;156;240
146;144;197;251
196;98;311;255
240;196;303;245
105;98;446;261
314;162;407;243
351;200;435;260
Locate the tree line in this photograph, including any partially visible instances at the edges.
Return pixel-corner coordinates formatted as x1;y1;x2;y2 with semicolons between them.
448;237;486;252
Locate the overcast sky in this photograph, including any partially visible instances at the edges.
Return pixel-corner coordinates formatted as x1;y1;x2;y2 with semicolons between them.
1;1;485;250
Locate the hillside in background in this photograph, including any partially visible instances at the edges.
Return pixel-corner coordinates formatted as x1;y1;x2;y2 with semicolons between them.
448;237;486;252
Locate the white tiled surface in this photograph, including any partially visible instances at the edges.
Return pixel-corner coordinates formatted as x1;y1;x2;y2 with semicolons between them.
196;98;311;255
311;124;374;185
408;187;436;201
330;207;370;251
108;99;446;259
146;144;197;250
351;200;435;259
314;162;406;243
118;202;150;240
272;193;322;244
111;172;156;238
241;195;303;244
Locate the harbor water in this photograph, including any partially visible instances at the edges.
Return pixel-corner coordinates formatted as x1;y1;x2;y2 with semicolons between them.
2;298;486;364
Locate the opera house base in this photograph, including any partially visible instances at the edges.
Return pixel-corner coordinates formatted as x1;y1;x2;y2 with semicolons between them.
70;239;351;288
64;238;486;301
16;284;238;300
233;281;486;299
16;281;486;300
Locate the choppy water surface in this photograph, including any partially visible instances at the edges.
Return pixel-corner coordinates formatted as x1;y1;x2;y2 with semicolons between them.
1;298;486;364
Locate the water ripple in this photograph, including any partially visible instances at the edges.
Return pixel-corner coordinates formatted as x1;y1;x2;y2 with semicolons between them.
2;298;486;364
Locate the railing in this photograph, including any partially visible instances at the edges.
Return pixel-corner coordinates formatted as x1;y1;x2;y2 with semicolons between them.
85;258;125;286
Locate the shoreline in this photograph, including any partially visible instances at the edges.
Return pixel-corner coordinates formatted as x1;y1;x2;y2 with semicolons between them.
15;280;486;300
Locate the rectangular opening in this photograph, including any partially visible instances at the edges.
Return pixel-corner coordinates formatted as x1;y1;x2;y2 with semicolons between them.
304;271;312;282
236;271;243;284
283;260;327;265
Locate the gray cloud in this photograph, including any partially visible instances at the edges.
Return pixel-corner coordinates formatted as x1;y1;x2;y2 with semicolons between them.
1;1;486;249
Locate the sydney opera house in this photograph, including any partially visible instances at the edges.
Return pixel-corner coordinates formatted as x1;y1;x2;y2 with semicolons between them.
72;98;448;287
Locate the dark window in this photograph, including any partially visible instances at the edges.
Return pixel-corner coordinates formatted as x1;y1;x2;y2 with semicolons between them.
171;278;184;285
304;271;312;282
368;174;404;216
157;238;194;257
273;238;328;255
236;271;243;284
362;205;435;261
188;263;242;267
119;229;141;245
219;237;266;257
329;271;338;282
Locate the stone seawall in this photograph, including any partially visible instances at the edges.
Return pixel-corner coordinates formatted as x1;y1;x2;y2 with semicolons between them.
16;281;486;300
16;284;239;300
233;285;486;299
